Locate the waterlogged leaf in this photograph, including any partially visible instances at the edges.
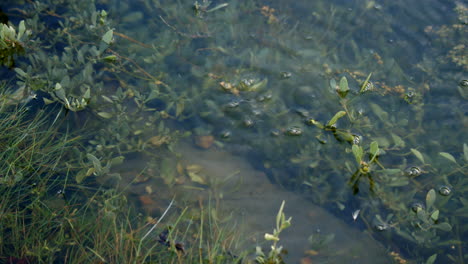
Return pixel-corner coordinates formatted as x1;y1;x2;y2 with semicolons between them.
54;83;67;102
464;143;468;162
334;130;355;142
86;153;102;174
83;88;91;99
102;29;113;44
339;76;349;93
17;20;26;40
110;156;125;166
369;141;379;157
97;112;113;119
439;152;458;165
381;168;401;175
352;144;363;164
387;178;409;187
327;111;346;127
430;210;439;221
188;171;206;184
391;133;405;148
417;208;427;221
43;97;55;105
359;72;372;93
14;67;27;77
411;148;425;164
276;200;286;230
247;78;268;91
433;222;452;232
264;233;279;241
425;254;437;264
75;168;88;184
369;103;390;124
338;76;349;98
176;101;185;117
426;189;436;209
329;78;336;91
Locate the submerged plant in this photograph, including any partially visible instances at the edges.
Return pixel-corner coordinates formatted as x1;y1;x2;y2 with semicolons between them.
255;201;291;264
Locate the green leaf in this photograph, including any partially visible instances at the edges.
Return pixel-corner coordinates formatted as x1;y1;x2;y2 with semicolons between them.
426;189;436;210
439;152;458;165
464;143;468;162
86;153;102;174
17;20;25;40
370;103;390;125
54;83;67;102
97;112;113;119
75;168;88;184
430;210;439;221
83;87;91;100
411;148;425;164
327;111;346;127
359;72;372;93
176;101;185;117
110;156;125;166
390;133;405;148
14;67;27;77
433;222;452;232
352;144;363;164
43;98;55;105
329;78;336;91
369;141;379;157
338;76;349;98
339;76;349;93
188;172;206;184
102;29;113;44
425;254;437;264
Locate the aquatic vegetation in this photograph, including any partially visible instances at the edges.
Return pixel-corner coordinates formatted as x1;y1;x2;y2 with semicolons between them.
255;201;291;264
0;0;467;263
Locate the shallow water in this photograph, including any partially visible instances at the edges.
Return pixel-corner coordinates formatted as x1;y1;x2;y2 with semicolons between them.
1;0;466;262
171;141;391;263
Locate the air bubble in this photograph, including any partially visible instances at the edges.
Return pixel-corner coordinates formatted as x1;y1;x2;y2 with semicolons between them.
438;185;452;196
405;166;422;177
286;127;302;136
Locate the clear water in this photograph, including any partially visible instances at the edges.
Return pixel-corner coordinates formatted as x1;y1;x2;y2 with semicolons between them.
2;0;466;263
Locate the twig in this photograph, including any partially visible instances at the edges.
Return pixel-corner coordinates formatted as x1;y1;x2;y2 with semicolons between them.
141;197;175;242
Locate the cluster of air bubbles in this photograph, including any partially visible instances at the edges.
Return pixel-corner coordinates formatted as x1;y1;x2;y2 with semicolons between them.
459;80;468;88
362;81;374;92
257;93;272;102
374;222;389;232
225;100;240;109
242;118;254;128
286;126;303;136
280;71;292;79
405;166;422;177
353;134;363;145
